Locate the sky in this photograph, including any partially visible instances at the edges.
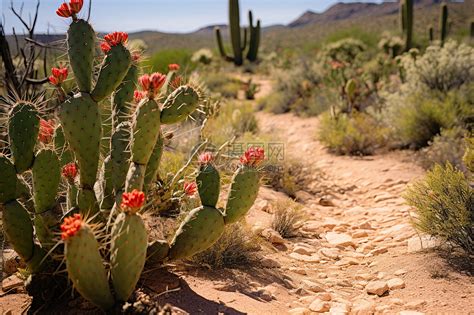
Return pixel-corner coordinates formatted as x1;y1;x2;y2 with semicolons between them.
2;0;384;34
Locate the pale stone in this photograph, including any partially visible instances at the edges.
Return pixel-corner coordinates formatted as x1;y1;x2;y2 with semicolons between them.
370;247;388;255
387;278;405;290
309;299;330;313
352;231;369;238
2;274;23;291
394;269;407;276
319;248;340;260
352;299;376;315
289;253;320;262
300;280;326;293
329;302;350;314
261;228;285;244
289;307;311;315
316;292;332;301
366;281;389;296
399;312;425;315
325;232;355;247
260;257;281;268
407;236;439;252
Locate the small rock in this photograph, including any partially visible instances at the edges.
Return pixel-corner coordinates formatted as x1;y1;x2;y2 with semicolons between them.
352;231;368;238
289;267;307;275
3;249;25;275
319;198;335;207
366;281;389;296
390;298;404;305
254;287;274;301
407;236;439;253
255;200;272;213
309;299;330;313
289;307;311;315
316;292;332;301
329;302;350;314
2;274;23;291
387;278;405;290
295;191;314;203
355;273;373;281
325;232;355;247
370;247;388;255
261;228;285;245
293;245;314;256
357;221;374;230
394;269;408;276
300;280;326;293
352;299;375;315
260;257;281;268
399;311;425;315
319;248;340;260
289;253;320;263
404;300;427;309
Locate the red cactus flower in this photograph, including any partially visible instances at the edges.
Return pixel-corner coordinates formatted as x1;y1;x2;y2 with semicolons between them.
150;72;166;91
168;64;180;71
134;90;147;103
240;147;265;167
132;52;141;62
183;182;197;196
49;66;68;86
38;119;55;143
103;31;128;47
56;3;72;18
198;152;214;165
138;74;151;91
100;42;111;53
69;0;84;14
62;163;78;181
61;213;83;240
121;189;145;213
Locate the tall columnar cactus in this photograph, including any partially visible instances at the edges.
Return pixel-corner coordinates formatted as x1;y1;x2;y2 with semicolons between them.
401;0;414;51
215;0;261;65
429;26;434;42
440;2;448;45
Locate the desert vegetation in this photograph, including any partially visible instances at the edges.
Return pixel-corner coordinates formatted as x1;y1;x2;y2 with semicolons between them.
0;0;473;313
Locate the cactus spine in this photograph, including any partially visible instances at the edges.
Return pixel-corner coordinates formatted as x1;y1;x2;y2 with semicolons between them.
440;2;448;45
215;0;261;65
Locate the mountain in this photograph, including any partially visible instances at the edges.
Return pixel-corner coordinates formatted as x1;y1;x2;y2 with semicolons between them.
288;0;446;28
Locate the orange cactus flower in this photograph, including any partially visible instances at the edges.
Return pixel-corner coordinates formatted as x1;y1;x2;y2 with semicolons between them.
56;3;72;18
240;147;265;167
49;66;68;86
168;64;180;71
183;182;197;196
62;163;78;181
69;0;84;14
38;119;55;143
61;214;83;240
121;189;145;213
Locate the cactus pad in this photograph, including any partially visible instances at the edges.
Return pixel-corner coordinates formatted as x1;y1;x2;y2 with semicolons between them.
67;20;95;92
224;166;259;224
92;45;132;102
111;122;131;192
32;149;60;213
112;64;138;128
169;206;225;260
0;155;20;203
196;164;220;207
110;213;147;301
161;86;200;124
65;225;114;310
8;102;39;173
2;200;34;262
143;131;164;189
125;162;147;192
130;99;161;165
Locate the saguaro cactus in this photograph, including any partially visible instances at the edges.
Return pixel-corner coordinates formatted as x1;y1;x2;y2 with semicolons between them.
215;0;261;65
440;2;448;45
400;0;414;51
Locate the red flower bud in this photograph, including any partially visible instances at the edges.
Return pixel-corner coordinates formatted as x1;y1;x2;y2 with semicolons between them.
56;3;72;18
168;64;180;71
240;147;265;167
62;163;78;181
183;182;197;196
69;0;84;14
38;119;55;144
60;214;83;240
121;189;145;213
198;152;214;165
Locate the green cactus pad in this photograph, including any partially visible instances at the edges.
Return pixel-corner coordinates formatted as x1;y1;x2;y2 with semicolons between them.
58;93;101;187
2;200;34;262
92;45;132;102
0;155;20;203
65;225;114;310
224;166;259;224
143;131;164;189
169;206;225;260
110;213;147;301
111;122;131;192
15;177;31;200
146;240;170;265
125;162;146;192
67;19;95;92
8;102;39;173
196;164;220;207
32;149;60;213
160;86;200;124
130;99;161;165
77;188;99;216
67;184;78;210
112;64;138;128
54;124;74;166
34;215;55;246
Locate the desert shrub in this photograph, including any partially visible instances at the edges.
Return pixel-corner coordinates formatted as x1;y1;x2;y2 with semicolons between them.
202;73;241;98
318;112;387;155
271;200;305;238
400;40;474;93
263;159;305;198
405;163;474;255
191;48;213;65
321;38;367;64
464;137;474;174
143;49;194;73
192;224;260;268
158;150;186;182
390;91;471;148
420;127;467;172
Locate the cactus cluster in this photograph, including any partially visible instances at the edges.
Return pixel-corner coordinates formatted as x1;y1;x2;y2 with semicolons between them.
0;0;262;310
215;0;261;66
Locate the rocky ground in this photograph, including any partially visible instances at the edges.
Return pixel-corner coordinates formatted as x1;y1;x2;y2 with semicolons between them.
0;77;473;314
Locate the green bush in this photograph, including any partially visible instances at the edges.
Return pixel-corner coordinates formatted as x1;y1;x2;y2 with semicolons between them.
318;112;387;155
143;49;194;73
420;127;467;172
391;92;471;148
405;163;473;255
202;73;241;99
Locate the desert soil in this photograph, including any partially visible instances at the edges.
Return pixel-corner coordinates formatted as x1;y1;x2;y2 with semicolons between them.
1;76;473;314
